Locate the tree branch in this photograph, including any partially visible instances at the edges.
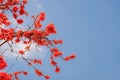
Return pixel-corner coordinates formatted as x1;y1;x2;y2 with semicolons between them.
0;40;7;47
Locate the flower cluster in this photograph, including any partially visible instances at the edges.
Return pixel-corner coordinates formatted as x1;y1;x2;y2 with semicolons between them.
34;12;45;28
0;12;10;26
13;71;28;80
0;56;7;70
0;72;12;80
35;69;50;80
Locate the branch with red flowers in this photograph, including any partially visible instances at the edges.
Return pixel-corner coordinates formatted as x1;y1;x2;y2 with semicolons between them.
0;0;76;80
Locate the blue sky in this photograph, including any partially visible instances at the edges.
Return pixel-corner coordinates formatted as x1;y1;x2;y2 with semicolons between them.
4;0;120;80
40;0;120;80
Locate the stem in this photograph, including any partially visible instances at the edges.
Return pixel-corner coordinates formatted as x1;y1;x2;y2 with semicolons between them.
7;42;13;52
6;64;14;73
0;40;7;47
22;56;36;69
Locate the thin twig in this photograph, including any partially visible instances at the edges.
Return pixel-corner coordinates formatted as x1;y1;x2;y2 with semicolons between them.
7;42;13;52
6;64;14;73
0;40;7;47
22;56;36;69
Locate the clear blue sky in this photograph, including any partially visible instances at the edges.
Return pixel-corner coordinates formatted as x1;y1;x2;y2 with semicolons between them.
6;0;120;80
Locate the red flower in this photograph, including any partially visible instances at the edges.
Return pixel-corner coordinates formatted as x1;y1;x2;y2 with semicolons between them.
0;72;12;80
19;50;24;55
23;41;28;44
0;12;10;26
64;56;70;61
31;59;42;65
69;54;76;59
50;48;63;57
34;20;42;28
0;56;7;70
14;71;28;80
53;52;63;57
53;40;59;45
46;23;56;35
15;38;20;43
39;12;46;21
64;54;76;61
19;5;26;15
53;39;63;45
0;0;4;3
59;39;63;44
23;0;28;4
50;48;59;52
35;69;43;76
5;21;11;26
13;13;18;19
12;6;19;12
50;60;57;66
17;19;24;24
55;67;60;73
45;75;50;79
